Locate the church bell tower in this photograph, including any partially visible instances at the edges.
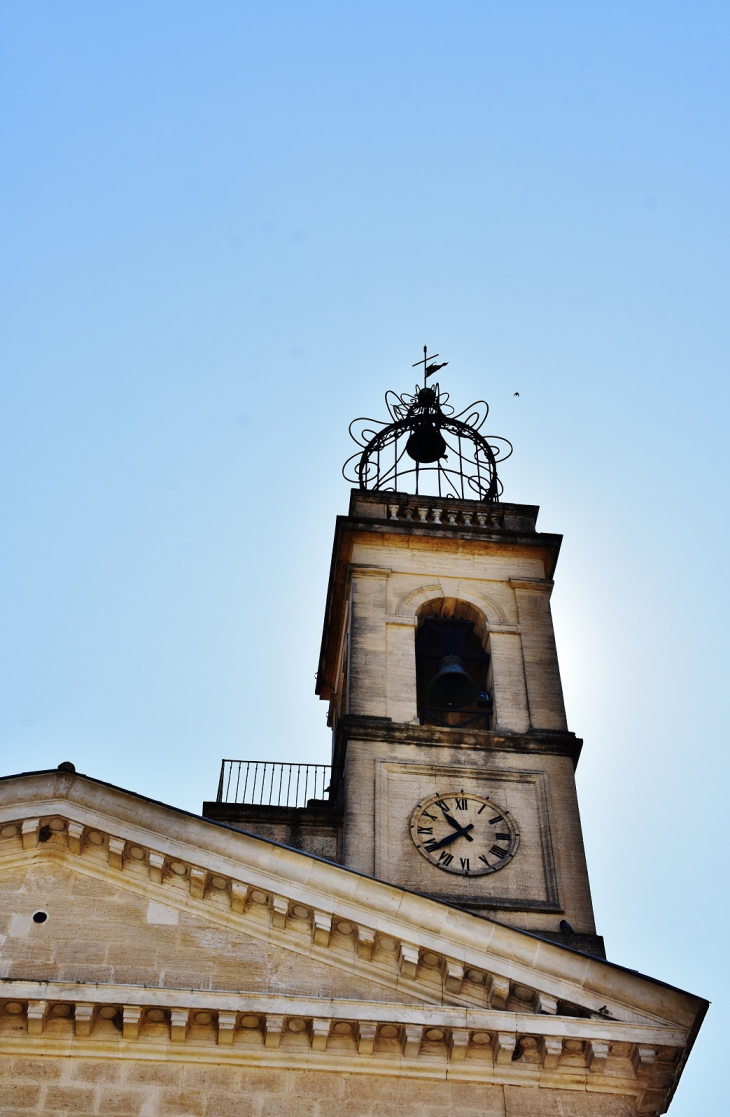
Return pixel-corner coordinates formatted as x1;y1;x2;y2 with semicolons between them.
316;350;603;955
0;346;706;1116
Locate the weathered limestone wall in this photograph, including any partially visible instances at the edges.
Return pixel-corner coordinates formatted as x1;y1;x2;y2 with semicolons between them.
0;861;417;1004
201;804;341;863
340;735;596;935
0;1057;639;1116
345;533;567;733
0;772;705;1117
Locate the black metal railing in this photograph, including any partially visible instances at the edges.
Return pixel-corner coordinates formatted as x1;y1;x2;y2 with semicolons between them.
216;761;334;808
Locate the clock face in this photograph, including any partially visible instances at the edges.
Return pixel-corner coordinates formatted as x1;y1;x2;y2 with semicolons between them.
409;791;519;876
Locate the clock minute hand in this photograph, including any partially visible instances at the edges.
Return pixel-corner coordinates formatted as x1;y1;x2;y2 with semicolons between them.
428;823;474;852
443;812;475;842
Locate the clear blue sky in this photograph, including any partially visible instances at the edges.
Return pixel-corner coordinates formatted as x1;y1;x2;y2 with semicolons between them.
1;3;728;1109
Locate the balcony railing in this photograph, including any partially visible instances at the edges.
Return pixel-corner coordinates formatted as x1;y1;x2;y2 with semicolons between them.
216;760;334;809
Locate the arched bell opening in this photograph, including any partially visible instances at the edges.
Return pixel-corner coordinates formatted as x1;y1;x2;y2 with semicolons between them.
415;598;493;730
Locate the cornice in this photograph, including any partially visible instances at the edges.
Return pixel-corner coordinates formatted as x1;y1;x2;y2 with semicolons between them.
0;978;687;1105
333;716;584;766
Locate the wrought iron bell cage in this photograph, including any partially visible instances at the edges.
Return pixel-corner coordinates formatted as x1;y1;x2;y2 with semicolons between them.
343;347;513;502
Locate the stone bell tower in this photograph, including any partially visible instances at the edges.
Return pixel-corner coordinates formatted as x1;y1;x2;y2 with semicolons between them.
315;353;603;956
1;349;706;1117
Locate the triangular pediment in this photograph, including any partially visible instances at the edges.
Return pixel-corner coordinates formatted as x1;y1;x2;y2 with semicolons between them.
0;770;706;1114
0;769;700;1026
1;858;422;1007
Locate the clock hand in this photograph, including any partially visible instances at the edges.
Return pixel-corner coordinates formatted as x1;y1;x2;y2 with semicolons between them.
442;812;475;842
427;823;474;851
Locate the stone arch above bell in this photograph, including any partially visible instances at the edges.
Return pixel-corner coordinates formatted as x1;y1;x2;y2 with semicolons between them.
393;580;508;629
416;596;488;646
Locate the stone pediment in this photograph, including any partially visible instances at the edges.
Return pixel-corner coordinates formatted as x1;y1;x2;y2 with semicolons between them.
0;770;707;1115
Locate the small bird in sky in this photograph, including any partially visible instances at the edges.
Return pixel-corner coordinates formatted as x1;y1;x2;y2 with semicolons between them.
425;361;448;378
514;391;520;397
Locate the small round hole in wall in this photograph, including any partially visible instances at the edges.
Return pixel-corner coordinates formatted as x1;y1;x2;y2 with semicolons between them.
32;911;48;924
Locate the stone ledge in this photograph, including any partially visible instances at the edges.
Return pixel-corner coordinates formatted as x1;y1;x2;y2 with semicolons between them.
333;716;583;767
0;979;685;1104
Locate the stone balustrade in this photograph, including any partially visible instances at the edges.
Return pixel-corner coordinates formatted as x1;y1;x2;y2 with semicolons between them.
387;502;505;529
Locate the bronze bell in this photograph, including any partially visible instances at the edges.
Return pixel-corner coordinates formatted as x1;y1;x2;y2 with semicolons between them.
406;420;446;463
426;654;478;709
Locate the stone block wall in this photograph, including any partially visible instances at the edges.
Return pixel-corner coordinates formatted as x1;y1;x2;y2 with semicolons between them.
0;1057;640;1116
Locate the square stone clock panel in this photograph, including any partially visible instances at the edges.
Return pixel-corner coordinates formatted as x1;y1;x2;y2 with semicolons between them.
374;760;560;912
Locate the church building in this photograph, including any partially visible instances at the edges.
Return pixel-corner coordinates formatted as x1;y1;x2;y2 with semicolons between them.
0;355;707;1115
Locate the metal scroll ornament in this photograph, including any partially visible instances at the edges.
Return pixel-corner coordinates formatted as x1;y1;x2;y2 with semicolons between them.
343;347;513;501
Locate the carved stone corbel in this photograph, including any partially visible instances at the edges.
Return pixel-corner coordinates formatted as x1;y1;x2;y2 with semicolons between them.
311;1018;331;1051
356;925;375;961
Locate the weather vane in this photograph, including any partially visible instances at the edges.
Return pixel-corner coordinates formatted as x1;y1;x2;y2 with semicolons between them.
343;346;512;502
413;344;448;389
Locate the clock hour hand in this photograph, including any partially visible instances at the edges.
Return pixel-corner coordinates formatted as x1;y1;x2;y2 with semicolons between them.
442;812;475;842
427;823;474;852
